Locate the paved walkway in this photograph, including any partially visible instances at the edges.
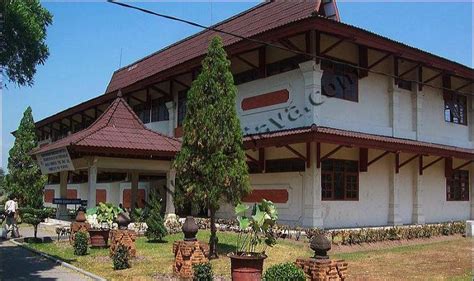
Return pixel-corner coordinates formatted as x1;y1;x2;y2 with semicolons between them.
0;225;89;281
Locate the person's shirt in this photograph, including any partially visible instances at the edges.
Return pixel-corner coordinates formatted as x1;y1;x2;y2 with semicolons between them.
5;200;17;213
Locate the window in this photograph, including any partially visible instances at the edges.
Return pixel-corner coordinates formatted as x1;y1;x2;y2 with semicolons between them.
247;158;305;174
397;79;412;91
151;98;169;122
446;170;469;201
177;91;187;126
321;60;358;102
444;93;467;125
321;159;359;200
133;104;150;124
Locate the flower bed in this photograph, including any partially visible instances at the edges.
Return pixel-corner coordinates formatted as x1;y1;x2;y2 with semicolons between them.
165;217;466;245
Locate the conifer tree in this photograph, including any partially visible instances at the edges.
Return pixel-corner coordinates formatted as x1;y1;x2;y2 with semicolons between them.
145;190;167;242
6;106;46;208
173;36;251;258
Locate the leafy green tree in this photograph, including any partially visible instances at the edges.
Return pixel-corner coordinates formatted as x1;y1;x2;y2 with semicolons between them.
173;36;251;259
6;107;46;208
1;0;53;86
145;191;167;242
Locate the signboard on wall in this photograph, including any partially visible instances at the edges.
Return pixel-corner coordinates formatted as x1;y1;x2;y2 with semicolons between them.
37;148;74;174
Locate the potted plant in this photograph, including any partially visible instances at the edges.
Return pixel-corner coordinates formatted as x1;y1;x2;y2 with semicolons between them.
228;199;278;281
86;203;121;247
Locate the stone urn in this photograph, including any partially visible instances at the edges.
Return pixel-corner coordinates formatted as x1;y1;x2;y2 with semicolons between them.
310;233;331;259
75;210;87;222
182;216;198;241
117;212;131;230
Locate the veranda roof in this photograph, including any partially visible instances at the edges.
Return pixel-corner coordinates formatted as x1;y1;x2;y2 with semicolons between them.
31;96;181;159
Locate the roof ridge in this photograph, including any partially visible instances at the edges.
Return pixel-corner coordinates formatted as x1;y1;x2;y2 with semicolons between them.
111;1;271;75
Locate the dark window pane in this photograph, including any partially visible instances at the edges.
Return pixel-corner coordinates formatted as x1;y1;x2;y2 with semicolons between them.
321;159;359;201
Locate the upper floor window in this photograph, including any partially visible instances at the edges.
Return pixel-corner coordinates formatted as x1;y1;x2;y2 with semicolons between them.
444;92;467;125
322;159;359;201
177;91;187;126
151;98;169;122
321;60;358;102
133;104;150;124
446;170;469;201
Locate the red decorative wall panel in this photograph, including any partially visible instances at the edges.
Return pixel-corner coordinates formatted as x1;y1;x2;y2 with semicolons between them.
241;90;289;111
242;189;289;204
96;189;107;204
44;189;54;203
123;189;146;209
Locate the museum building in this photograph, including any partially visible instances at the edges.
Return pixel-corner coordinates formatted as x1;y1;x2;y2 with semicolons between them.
29;1;474;228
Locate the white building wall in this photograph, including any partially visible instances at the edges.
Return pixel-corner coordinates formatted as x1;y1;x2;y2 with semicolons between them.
145;121;169;136
422;157;470;223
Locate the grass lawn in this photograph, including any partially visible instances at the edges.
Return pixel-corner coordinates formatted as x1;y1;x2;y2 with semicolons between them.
26;231;472;280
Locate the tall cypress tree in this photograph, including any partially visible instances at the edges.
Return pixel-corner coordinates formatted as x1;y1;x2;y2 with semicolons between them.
7;106;45;208
174;36;251;258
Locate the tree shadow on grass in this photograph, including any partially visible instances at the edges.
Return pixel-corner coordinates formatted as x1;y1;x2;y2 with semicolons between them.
146;239;167;244
217;242;236;255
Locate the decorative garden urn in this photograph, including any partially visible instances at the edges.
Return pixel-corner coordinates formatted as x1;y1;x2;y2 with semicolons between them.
182;216;198;241
117;212;131;230
75;210;86;223
310;233;331;259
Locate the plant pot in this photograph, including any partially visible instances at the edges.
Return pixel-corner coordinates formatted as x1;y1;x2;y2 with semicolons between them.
228;252;267;281
88;229;110;248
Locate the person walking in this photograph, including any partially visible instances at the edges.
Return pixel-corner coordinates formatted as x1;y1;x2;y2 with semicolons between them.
4;195;20;238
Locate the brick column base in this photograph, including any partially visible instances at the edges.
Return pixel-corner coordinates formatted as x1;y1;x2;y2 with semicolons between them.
69;222;90;245
173;241;209;279
109;229;137;257
295;258;348;281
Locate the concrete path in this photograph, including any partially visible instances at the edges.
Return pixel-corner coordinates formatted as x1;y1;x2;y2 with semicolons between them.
0;225;89;281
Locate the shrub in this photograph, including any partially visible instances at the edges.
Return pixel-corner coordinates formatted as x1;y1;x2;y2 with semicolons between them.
20;208;49;239
112;244;131;270
145;191;167;242
193;262;213;281
263;262;306;281
73;231;88;256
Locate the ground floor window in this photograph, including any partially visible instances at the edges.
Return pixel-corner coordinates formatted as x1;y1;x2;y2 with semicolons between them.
321;159;359;201
447;170;469;201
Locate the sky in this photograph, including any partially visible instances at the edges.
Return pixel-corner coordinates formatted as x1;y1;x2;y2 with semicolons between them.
1;1;473;171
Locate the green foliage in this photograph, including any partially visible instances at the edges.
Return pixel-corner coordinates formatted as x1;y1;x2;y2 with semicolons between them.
20;208;49;239
235;199;278;254
263;262;306;281
305;221;467;245
6;107;46;208
1;0;53;86
145;191;167;242
73;231;89;256
112;244;131;270
193;262;213;281
173;36;251;257
131;208;146;223
95;203;120;226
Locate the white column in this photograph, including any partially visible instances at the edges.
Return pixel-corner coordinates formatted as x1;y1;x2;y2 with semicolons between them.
469;97;474;142
130;171;139;212
57;171;69;219
165;101;175;137
470;165;474;220
414;86;423;140
302;142;323;228
389;78;402;138
388;154;402;225
87;164;97;208
412;166;425;224
165;169;177;222
299;61;324;127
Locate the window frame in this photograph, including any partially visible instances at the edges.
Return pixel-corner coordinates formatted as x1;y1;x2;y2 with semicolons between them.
321;59;359;103
444;92;468;126
177;91;187;126
446;170;470;201
151;97;170;122
321;158;359;201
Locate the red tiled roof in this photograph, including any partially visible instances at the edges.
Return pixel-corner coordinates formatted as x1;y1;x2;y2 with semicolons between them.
105;1;318;94
244;125;474;160
32;97;181;158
